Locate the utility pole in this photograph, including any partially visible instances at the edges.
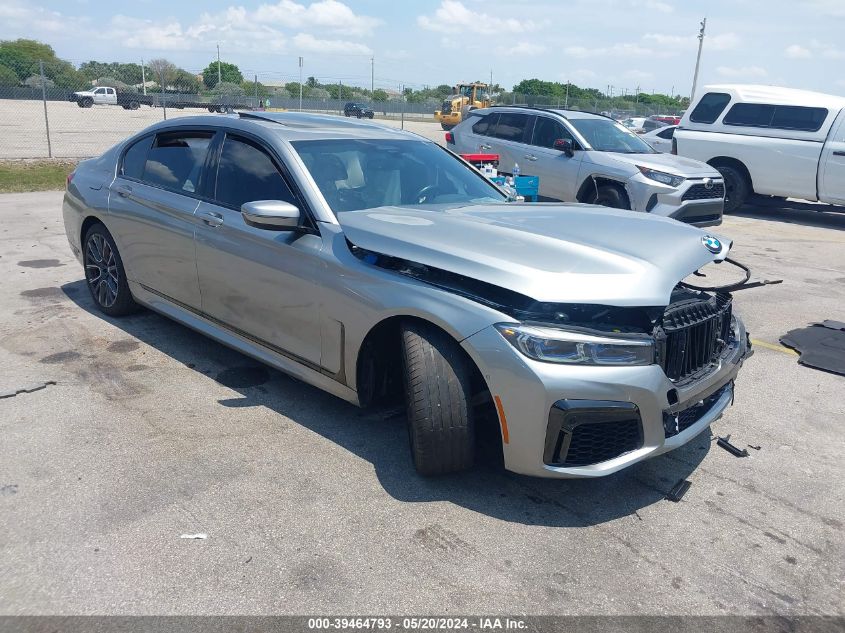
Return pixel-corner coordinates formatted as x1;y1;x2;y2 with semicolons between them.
217;43;222;85
298;56;303;111
141;58;146;95
370;56;374;96
565;81;570;108
690;17;706;101
635;85;640;104
39;61;52;158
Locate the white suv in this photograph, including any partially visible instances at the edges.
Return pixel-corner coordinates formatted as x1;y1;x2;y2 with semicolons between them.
450;106;725;227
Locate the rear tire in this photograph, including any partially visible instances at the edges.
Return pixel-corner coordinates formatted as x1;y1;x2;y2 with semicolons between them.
128;100;140;110
83;223;139;317
591;184;630;209
401;321;475;476
714;164;750;213
82;97;93;108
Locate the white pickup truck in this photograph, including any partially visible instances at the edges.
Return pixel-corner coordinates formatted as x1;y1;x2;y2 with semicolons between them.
674;84;845;211
69;87;151;110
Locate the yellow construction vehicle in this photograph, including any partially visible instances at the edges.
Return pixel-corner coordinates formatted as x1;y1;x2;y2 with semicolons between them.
434;82;492;130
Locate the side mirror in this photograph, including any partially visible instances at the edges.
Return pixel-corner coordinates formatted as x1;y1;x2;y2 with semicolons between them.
553;139;575;157
241;200;301;230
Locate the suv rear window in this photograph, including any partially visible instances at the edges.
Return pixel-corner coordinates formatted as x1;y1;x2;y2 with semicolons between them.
689;92;731;124
492;113;529;142
724;103;828;132
471;114;494;136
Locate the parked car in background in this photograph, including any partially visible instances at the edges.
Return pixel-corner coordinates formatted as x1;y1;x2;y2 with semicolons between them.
69;86;153;110
62;111;749;478
643;125;677;153
451;106;725;226
344;102;374;118
641;118;669;133
654;115;682;125
674;84;845;211
622;117;646;131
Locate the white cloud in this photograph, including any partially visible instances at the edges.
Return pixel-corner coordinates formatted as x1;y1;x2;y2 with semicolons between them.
254;0;381;37
292;33;371;55
418;0;542;35
785;44;812;59
716;65;768;78
708;33;740;51
564;43;656;58
499;42;546;56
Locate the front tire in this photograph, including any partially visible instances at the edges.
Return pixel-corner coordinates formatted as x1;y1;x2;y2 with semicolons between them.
83;223;138;317
401;322;475;476
714;165;750;213
591;184;630;209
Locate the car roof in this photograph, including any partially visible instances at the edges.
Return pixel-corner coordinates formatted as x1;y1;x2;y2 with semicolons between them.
700;84;845;109
471;106;606;121
140;112;418;142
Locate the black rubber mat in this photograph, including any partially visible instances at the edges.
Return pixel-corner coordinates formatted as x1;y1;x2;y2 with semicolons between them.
780;321;845;376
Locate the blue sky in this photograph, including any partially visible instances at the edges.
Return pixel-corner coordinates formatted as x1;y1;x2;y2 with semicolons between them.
1;0;842;95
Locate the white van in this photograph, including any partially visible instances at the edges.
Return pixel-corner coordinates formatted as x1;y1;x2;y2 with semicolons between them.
673;84;845;211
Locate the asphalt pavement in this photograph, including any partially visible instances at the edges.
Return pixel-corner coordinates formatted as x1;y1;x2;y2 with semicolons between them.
0;192;843;616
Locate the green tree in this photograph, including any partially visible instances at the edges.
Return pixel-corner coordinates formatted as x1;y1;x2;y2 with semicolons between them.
0;39;56;79
148;58;177;88
202;61;243;89
172;69;201;93
242;79;270;98
372;89;388;102
0;64;20;86
285;81;310;98
211;81;244;96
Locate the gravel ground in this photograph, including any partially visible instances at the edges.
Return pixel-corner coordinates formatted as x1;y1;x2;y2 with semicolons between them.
0;99;441;159
0;192;843;617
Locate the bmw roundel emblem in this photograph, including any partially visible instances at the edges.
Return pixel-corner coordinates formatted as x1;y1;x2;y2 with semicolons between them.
702;235;722;253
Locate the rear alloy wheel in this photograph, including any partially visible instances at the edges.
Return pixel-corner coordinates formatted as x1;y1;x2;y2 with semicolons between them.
401;321;475;476
592;184;630;209
714;165;750;213
83;224;138;317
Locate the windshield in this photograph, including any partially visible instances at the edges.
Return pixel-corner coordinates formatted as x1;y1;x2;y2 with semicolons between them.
292;139;506;214
569;119;656;153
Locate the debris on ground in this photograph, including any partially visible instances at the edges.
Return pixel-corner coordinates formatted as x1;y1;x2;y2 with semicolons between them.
179;533;207;540
665;480;692;502
0;380;56;399
717;436;750;458
781;320;845;376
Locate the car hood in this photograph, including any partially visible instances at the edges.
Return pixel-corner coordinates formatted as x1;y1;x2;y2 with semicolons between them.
338;203;731;307
593;151;720;178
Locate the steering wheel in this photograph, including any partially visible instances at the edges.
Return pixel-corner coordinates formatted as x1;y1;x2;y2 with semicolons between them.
414;184;446;204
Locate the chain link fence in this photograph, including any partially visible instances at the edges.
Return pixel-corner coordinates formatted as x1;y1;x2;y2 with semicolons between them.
0;58;683;160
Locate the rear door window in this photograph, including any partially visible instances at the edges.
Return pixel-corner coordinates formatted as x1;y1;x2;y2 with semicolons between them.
121;135;153;179
657;127;676;139
214;134;298;210
492;113;530;142
471;114;496;136
689;92;731;124
141;131;214;194
531;116;572;149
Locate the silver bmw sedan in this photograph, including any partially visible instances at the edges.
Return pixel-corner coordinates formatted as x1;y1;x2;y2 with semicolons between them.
62;112;750;478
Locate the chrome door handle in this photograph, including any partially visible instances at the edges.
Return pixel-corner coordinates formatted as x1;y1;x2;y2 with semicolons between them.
198;210;224;227
480;144;492;150
524;154;538;161
114;184;132;198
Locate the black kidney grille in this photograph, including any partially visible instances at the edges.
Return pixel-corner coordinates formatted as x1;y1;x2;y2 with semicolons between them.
661;294;732;383
682;182;725;201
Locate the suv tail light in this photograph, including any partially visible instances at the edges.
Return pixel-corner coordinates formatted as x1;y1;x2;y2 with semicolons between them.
66;170;75;189
445;132;455;144
671;138;677;155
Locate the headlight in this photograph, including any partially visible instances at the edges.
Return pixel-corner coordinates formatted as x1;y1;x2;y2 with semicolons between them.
495;324;654;366
637;166;685;188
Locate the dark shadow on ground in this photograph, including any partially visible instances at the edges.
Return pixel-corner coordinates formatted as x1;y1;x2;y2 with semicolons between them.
62;279;711;528
731;197;845;231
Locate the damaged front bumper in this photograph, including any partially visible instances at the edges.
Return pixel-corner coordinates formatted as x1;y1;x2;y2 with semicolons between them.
461;316;750;478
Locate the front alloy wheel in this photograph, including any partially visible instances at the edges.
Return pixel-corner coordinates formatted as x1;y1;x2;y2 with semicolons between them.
83;224;138;316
